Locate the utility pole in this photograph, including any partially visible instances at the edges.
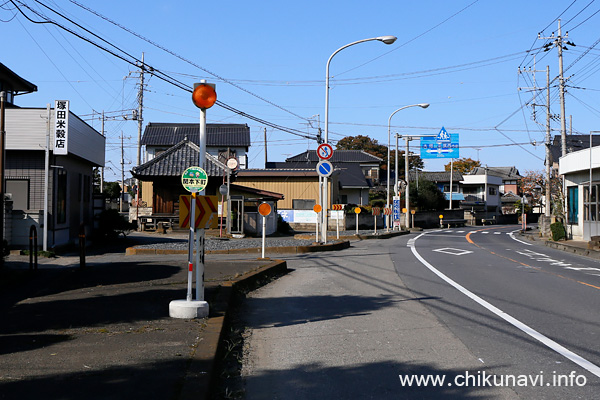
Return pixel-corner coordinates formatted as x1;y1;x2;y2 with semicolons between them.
101;110;105;193
136;53;144;171
120;131;125;213
264;127;267;168
545;66;551;218
540;20;572;157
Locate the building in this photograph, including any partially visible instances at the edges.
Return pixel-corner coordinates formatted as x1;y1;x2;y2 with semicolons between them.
1;64;105;248
141;122;250;168
559;143;600;240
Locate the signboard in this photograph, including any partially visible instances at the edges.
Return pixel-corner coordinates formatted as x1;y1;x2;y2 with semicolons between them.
420;127;459;159
179;195;218;229
383;207;392;216
53;100;69;155
294;210;318;223
372;207;381;216
181;167;208;192
332;204;344;211
227;158;238;170
313;204;322;213
330;210;344;220
393;196;401;220
258;202;272;216
317;143;334;160
316;160;334;177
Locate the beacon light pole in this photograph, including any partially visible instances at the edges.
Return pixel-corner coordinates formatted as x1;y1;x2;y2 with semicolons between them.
386;103;429;231
323;35;397;244
169;80;216;320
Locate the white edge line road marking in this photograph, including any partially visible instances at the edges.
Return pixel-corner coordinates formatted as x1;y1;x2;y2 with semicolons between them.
508;230;532;246
409;232;600;378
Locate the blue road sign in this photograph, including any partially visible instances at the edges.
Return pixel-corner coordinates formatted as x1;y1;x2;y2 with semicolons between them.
421;127;459;159
317;160;334;177
393;197;401;220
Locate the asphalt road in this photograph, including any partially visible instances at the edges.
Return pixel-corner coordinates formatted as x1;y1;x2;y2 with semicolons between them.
394;225;600;399
241;227;600;399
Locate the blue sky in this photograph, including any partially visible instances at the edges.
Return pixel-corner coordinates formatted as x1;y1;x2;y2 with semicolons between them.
3;0;600;181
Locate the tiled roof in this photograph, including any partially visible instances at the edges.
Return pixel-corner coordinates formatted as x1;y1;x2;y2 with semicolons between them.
131;139;226;178
470;166;522;180
408;171;464;182
550;134;600;164
141;123;251;147
336;163;370;188
0;62;37;94
286;150;382;163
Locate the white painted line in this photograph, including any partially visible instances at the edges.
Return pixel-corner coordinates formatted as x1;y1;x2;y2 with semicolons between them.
482;231;489;234
432;247;474;256
508;230;532;246
494;232;501;235
410;232;600;378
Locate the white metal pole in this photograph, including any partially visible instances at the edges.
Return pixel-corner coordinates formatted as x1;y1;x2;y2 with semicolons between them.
262;215;266;259
449;158;454;210
187;192;195;302
405;137;410;229
336;211;339;239
324;36;396;244
196;92;208;301
44;104;50;252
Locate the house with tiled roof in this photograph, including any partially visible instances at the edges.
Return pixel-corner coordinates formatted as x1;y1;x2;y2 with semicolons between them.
141;122;251;168
285;150;382;185
131;138;283;234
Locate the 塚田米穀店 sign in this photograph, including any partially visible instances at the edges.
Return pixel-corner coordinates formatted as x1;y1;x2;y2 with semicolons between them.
54;100;69;155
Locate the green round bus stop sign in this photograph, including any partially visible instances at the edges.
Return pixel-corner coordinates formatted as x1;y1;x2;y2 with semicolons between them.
182;166;208;193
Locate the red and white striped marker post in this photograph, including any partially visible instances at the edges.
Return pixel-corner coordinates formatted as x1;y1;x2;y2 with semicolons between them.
187;191;196;302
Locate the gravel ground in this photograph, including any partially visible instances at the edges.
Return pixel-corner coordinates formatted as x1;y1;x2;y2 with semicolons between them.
133;230;379;251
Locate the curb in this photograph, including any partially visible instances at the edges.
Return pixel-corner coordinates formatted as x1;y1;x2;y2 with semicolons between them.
355;230;409;240
178;259;288;400
520;233;600;261
544;240;600;260
125;240;350;256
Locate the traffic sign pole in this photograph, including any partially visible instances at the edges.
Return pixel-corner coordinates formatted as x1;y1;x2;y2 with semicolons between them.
187;192;196;302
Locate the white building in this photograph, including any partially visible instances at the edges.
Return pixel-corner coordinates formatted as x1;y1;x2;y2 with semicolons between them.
559;145;600;240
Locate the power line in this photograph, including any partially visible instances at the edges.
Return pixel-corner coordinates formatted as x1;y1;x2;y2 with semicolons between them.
66;0;310;123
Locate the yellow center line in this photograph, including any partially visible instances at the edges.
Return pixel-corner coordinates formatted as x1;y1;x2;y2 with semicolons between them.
465;228;600;291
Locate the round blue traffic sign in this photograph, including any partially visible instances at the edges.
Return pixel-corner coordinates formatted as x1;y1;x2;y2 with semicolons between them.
316;160;334;177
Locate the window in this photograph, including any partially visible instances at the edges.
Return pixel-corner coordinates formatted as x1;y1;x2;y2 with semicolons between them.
489;187;497;195
293;199;316;210
584;184;599;221
6;179;29;210
340;195;348;204
568;186;578;224
56;170;67;224
443;184;459;193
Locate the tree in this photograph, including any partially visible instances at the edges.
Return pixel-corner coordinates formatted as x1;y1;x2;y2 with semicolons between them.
519;169;564;219
103;181;122;200
403;178;446;211
336;135;387;160
445;157;481;174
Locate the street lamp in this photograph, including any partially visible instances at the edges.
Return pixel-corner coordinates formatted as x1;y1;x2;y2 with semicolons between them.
387;103;429;231
323;35;397;243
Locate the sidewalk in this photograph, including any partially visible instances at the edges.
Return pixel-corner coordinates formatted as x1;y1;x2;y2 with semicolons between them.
519;226;600;260
0;239;287;400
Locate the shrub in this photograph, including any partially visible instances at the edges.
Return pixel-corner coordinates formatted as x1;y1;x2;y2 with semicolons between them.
96;209;135;238
550;221;566;241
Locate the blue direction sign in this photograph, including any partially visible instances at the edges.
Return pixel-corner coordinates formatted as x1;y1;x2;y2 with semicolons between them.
316;160;334;177
420;127;459;159
393;196;401;220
